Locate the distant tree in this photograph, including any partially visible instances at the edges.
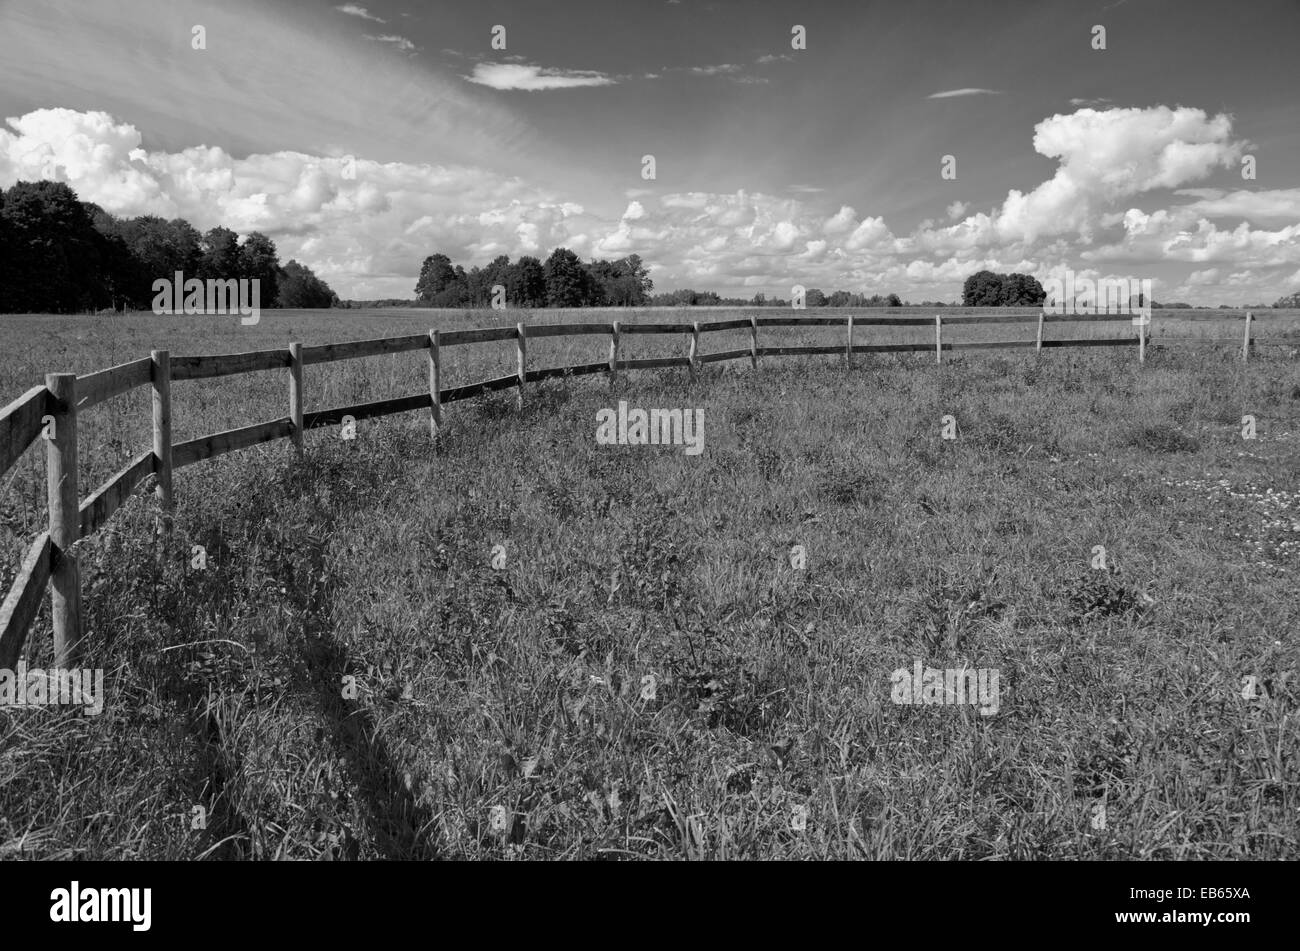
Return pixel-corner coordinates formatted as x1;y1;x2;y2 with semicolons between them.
91;213;200;307
582;255;650;306
415;253;458;302
277;260;338;308
479;254;512;305
961;270;1044;306
107;215;201;281
999;272;1046;306
509;255;546;306
885;293;902;307
962;270;1004;307
827;290;852;307
804;288;827;307
621;253;653;300
463;265;490;307
544;247;585;307
584;259;615;307
1273;291;1300;308
239;232;281;307
0;180;114;312
197;227;242;282
420;263;469;307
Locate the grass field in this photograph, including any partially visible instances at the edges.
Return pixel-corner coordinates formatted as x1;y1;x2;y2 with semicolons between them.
1;307;1298;859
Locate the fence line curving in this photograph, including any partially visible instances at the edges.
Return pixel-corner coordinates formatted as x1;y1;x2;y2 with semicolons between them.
0;309;1286;666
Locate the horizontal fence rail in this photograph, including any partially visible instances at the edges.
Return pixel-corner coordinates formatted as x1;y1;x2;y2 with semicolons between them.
440;327;520;346
78;451;155;537
304;394;431;430
301;333;430;365
619;322;696;335
170;348;292;380
525;323;616;338
173;418;296;469
76;357;153;412
0;308;1291;666
0;532;53;669
0;385;49;479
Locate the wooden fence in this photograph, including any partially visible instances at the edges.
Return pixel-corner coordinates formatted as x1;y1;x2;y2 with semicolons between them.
0;309;1287;668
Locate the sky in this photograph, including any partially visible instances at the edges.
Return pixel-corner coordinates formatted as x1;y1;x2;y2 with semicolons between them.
0;0;1297;303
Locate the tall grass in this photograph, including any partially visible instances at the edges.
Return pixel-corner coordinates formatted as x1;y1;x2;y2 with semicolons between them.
0;308;1297;858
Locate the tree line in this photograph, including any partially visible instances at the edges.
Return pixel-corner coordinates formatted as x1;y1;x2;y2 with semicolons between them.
7;184;1289;314
415;249;654;307
0;180;338;314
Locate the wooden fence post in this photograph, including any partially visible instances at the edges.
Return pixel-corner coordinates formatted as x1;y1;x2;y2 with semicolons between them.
934;314;943;365
846;314;854;369
428;329;442;446
689;321;700;383
288;342;304;458
45;373;82;666
1137;317;1146;364
749;315;760;369
516;323;527;407
151;350;173;534
1035;311;1045;353
1242;311;1252;363
609;320;620;386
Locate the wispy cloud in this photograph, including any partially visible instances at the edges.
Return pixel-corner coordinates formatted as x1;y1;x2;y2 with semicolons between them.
365;34;416;52
466;63;618;91
926;88;1001;99
688;63;742;76
666;63;767;84
755;53;795;64
335;4;385;23
1069;97;1113;107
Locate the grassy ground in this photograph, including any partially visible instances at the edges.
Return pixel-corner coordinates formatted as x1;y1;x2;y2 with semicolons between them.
1;308;1298;859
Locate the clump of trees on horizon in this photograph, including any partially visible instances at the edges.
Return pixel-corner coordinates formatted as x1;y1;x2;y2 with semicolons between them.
415;249;654;308
962;270;1048;307
651;289;921;307
412;248;938;309
0;180;338;313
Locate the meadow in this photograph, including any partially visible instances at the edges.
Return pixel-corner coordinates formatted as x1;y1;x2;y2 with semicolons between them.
0;307;1297;859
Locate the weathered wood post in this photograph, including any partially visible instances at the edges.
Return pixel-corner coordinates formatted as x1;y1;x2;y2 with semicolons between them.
516;322;527;408
1035;311;1045;353
428;329;442;446
288;342;304;458
846;314;855;369
45;373;83;665
151;350;173;535
689;321;700;383
1242;311;1252;363
609;320;620;387
934;314;943;365
749;315;760;369
1137;317;1146;364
